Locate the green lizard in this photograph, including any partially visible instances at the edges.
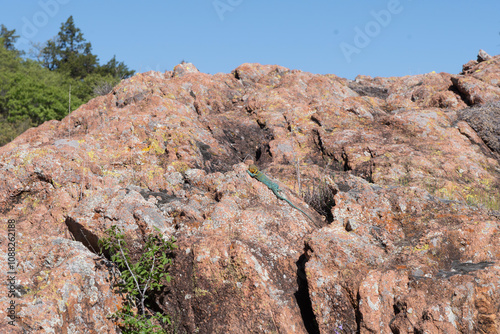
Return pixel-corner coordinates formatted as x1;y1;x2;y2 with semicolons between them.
247;164;314;222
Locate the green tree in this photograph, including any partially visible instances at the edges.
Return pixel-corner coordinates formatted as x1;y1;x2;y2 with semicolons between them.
41;16;98;79
0;41;21;116
39;16;133;83
0;117;33;146
40;36;59;70
4;59;83;124
0;24;21;55
70;72;114;100
0;18;134;146
99;55;135;79
0;42;85;145
0;37;33;146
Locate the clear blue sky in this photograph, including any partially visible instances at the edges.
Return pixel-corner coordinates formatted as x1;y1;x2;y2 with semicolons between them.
1;0;500;79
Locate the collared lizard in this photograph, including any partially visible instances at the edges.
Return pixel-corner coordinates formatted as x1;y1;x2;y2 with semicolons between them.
247;164;314;222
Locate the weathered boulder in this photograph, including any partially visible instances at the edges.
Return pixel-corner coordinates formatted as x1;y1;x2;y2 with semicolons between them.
459;101;500;155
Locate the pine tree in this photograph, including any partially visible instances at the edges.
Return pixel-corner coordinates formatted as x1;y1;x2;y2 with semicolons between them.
99;55;135;79
0;24;22;56
40;16;134;81
41;16;98;79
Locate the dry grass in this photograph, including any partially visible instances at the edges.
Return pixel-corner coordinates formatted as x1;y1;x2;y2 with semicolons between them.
302;175;336;223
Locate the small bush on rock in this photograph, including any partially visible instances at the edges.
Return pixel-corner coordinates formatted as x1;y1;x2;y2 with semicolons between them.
99;225;177;333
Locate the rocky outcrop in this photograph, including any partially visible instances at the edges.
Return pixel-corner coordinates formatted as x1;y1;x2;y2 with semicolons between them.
1;50;499;333
458;102;500;155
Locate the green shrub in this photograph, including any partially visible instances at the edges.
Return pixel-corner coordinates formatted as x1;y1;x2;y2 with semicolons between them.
0;116;33;146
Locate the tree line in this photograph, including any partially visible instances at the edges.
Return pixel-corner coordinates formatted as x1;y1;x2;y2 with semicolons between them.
0;16;134;146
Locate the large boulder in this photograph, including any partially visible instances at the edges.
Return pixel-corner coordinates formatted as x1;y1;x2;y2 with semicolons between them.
1;55;500;333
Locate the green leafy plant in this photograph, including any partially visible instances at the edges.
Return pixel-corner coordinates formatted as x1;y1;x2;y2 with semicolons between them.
99;225;177;333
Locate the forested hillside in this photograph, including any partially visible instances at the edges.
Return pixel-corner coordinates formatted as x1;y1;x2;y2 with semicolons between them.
0;16;134;146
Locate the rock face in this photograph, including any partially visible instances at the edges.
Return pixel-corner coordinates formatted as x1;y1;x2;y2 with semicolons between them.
1;51;500;333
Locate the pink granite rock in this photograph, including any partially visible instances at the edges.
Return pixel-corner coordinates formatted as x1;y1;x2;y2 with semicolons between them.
1;56;499;333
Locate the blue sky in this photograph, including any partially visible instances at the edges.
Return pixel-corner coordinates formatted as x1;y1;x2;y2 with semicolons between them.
1;0;500;79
